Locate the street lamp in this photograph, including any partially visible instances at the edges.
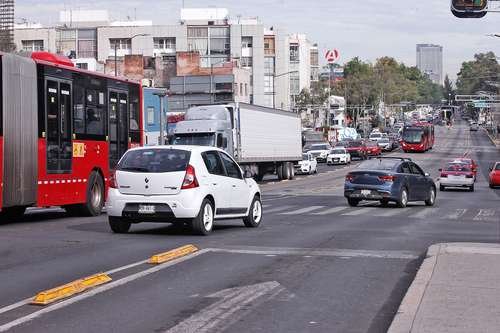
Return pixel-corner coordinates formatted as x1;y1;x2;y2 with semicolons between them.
273;70;299;109
153;89;168;145
114;33;150;77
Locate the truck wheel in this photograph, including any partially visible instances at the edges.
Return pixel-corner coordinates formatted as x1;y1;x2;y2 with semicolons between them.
109;216;131;234
80;171;105;217
277;164;284;180
282;163;290;180
288;163;295;180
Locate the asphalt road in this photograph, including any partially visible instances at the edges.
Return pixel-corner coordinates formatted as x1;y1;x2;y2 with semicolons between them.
0;123;499;333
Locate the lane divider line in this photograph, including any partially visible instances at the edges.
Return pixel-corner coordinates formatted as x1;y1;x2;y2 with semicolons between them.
31;273;112;306
149;245;199;265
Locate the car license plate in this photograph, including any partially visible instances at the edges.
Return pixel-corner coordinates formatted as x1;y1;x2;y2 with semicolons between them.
361;190;371;196
138;205;156;214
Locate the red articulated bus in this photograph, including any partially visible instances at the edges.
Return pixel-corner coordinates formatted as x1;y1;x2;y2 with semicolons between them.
0;52;142;219
400;122;434;153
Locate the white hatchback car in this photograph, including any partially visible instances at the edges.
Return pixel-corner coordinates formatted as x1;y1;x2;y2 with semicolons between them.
327;148;351;165
106;146;262;235
295;152;318;175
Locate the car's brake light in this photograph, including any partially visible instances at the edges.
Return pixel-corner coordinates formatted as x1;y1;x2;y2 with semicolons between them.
345;174;354;182
109;170;118;189
181;165;199;190
379;175;396;182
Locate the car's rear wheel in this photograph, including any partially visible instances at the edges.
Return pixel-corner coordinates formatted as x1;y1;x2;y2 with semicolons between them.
490;183;495;189
380;199;389;207
190;199;214;236
347;198;360;207
243;196;262;228
469;184;475;192
396;188;408;208
425;187;436;206
439;185;445;191
108;216;131;234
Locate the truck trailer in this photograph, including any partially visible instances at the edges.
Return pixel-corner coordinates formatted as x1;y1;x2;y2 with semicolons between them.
172;103;302;181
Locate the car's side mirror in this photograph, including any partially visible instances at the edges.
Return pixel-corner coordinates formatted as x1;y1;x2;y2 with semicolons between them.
243;170;253;179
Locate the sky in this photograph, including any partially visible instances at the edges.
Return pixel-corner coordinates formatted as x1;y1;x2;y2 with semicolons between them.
16;0;500;79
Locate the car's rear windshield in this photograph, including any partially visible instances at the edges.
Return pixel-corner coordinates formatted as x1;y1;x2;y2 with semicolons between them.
311;144;329;150
348;141;363;147
379;138;390;143
367;142;378;147
118;149;191;173
370;133;382;138
358;159;398;171
445;163;471;172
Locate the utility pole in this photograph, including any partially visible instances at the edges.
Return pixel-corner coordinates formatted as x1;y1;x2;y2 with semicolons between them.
153;90;168;145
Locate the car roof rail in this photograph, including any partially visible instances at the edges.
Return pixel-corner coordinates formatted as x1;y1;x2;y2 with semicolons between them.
368;156;412;162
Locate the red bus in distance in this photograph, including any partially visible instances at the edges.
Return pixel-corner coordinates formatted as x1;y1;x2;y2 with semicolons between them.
400;122;435;153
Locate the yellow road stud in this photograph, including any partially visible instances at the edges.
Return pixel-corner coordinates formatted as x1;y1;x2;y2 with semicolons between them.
149;245;198;264
31;273;112;305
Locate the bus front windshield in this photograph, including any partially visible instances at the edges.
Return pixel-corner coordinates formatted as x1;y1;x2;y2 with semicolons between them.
402;130;424;144
172;133;215;146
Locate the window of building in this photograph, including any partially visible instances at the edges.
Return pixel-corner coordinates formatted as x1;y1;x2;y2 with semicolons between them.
241;57;253;67
264;37;275;55
76;63;88;70
143;57;155;69
310;48;319;66
147;107;155;125
242;37;253;48
22;40;44;52
154;37;176;51
110;39;131;50
264;57;275;75
215;82;232;91
187;26;230;67
264;76;274;93
290;71;300;95
290;44;299;62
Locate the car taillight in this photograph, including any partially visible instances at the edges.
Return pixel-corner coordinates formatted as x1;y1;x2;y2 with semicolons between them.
440;173;448;178
345;174;354;182
109;170;118;189
182;165;199;190
379;175;396;182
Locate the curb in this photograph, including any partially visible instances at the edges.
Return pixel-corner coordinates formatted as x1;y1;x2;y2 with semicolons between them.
387;244;441;333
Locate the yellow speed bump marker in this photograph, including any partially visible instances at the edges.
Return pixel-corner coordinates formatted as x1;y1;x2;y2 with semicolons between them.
149;244;198;264
31;273;112;306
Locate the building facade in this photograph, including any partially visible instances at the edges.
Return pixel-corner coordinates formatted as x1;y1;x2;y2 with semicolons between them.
14;8;316;112
416;44;443;85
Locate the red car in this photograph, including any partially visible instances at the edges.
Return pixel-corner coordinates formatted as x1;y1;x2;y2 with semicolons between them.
453;158;478;177
489;162;500;188
366;141;382;156
345;140;368;160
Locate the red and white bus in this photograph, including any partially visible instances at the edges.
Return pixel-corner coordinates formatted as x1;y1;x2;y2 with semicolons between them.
0;52;142;219
400;122;434;152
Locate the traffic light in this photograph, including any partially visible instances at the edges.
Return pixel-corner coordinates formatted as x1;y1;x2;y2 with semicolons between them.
451;0;488;18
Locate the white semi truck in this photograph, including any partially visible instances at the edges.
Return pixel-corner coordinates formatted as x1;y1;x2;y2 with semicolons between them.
172;103;302;181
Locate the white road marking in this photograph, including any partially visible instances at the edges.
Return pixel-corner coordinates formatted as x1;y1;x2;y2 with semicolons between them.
342;207;377;216
408;208;437;219
281;206;325;215
210;246;419;260
372;208;410;217
264;205;295;214
164;281;283;333
473;209;496;221
444;209;467;220
312;206;348;216
0;250;209;332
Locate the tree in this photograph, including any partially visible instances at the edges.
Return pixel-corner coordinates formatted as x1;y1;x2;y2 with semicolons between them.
456;52;500;95
443;75;455;104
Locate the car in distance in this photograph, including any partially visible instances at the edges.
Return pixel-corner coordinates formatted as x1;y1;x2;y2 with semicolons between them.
344;157;436;208
304;143;332;163
439;161;475;192
327;148;351;165
377;137;393;151
369;132;383;142
489;162;500;188
452;158;478;177
366;141;382;156
345;140;368;160
470;122;479;131
295;152;318;175
106;146;262;235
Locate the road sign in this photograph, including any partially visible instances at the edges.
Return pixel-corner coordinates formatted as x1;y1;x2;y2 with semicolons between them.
473;101;488;108
325;49;340;64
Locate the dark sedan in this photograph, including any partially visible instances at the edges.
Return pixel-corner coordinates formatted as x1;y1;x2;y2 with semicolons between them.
344;157;436;208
